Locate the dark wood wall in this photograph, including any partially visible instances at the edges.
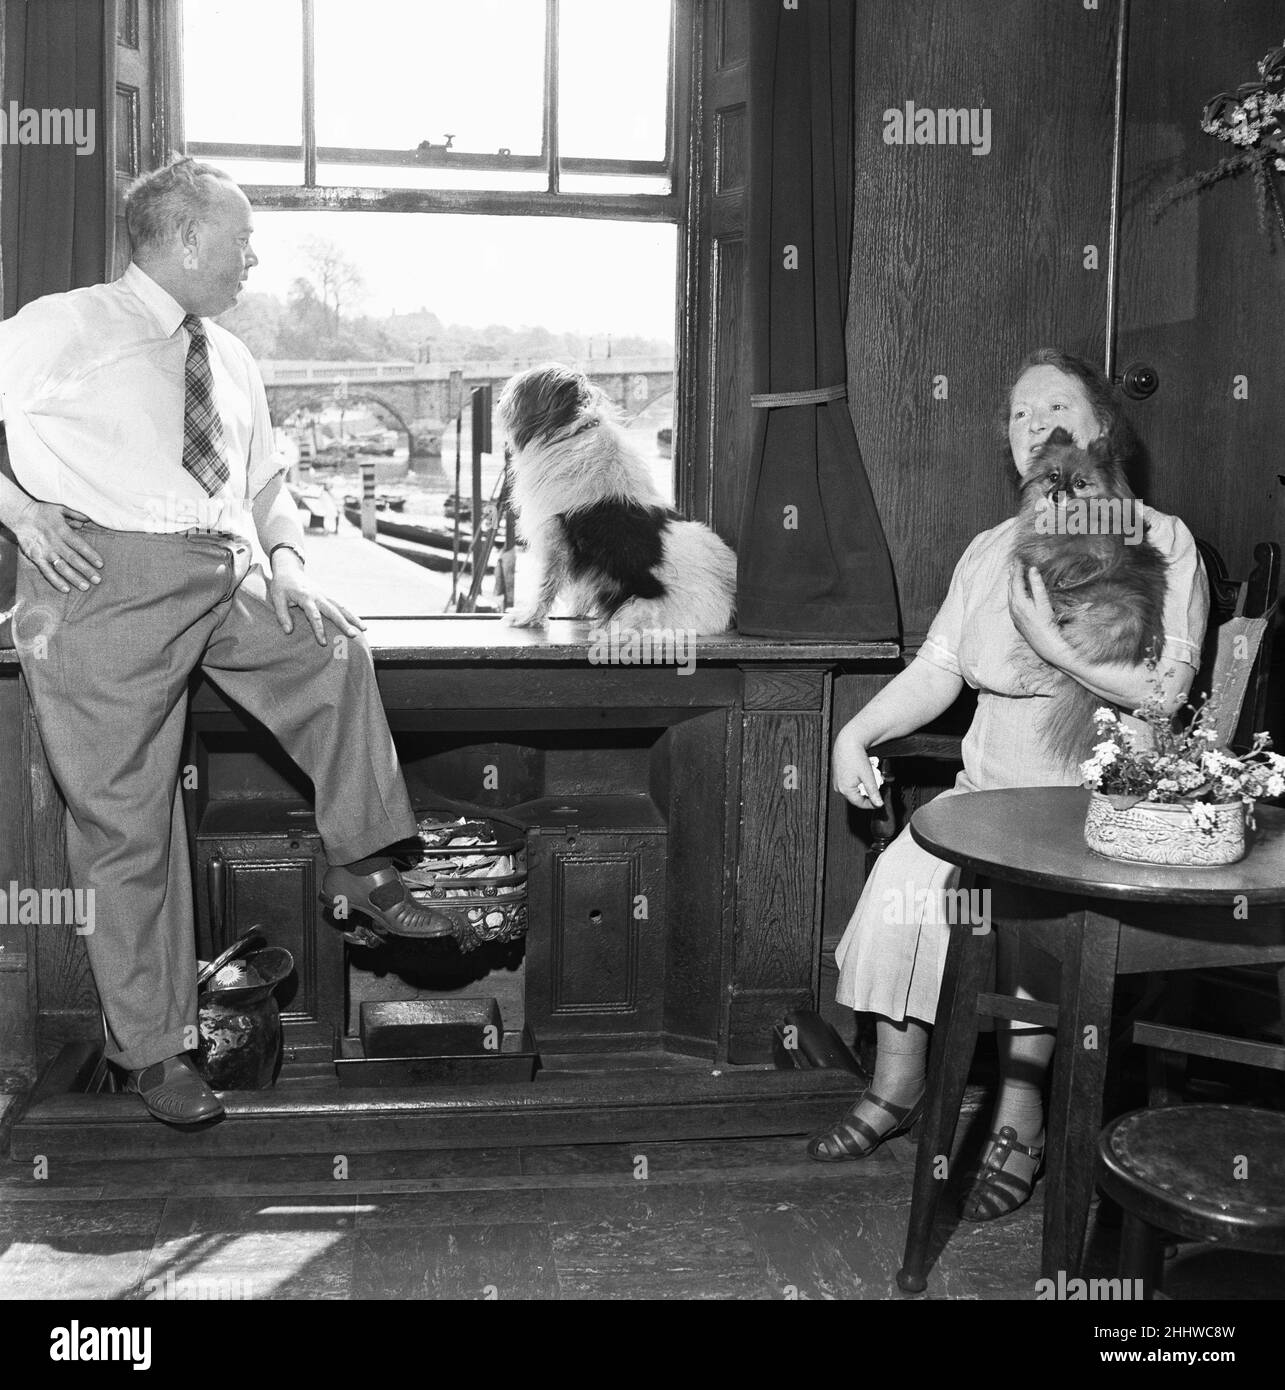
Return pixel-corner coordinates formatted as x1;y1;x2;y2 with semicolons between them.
1117;0;1285;576
847;0;1285;649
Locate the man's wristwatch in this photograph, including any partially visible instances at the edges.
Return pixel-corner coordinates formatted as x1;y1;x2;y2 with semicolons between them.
269;543;306;570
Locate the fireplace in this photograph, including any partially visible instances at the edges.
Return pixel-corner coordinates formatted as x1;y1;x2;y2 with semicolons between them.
8;618;898;1158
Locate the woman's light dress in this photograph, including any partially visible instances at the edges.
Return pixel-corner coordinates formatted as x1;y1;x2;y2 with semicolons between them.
834;508;1209;1023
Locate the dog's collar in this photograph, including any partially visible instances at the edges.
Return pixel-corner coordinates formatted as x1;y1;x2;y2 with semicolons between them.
548;415;601;446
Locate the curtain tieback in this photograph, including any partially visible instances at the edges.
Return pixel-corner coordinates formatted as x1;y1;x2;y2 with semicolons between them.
750;383;847;408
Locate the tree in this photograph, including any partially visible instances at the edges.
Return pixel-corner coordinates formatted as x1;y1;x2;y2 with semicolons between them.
215;292;286;357
298;236;366;334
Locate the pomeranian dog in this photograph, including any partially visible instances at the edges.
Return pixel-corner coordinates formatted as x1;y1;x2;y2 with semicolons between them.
1013;427;1168;765
496;363;737;633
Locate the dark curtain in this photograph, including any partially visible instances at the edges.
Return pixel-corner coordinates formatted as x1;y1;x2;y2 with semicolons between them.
0;0;108;643
735;0;899;641
2;0;108;315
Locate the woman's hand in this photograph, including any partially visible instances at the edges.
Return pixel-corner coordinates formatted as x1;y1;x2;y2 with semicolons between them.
832;722;885;808
10;499;103;594
1008;561;1192;713
830;656;964;809
1008;564;1070;666
267;553;365;645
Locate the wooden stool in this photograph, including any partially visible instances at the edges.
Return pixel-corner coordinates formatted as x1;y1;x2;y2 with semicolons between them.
1097;1105;1285;1298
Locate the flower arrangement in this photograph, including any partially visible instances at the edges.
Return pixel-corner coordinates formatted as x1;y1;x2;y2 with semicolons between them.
1152;39;1285;247
1081;692;1285;833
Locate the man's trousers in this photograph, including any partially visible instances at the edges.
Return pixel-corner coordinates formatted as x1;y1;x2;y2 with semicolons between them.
15;526;416;1071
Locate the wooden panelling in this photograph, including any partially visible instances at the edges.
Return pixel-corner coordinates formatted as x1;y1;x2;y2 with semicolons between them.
717;0;749;70
115;84;140;178
715;104;746;193
657;708;735;1059
525;831;667;1051
681;0;752;543
710;234;750;539
741;667;825;711
1117;0;1285;578
729;710;824;1062
116;0;139;48
21;677;99;1044
848;0;1117;646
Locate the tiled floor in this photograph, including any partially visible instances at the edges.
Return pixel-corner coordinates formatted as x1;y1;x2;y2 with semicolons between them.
2;1118;1282;1301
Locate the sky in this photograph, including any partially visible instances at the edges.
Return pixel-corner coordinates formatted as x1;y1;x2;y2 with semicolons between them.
183;0;677;339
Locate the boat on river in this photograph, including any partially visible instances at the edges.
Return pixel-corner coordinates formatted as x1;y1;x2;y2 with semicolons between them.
343;506;494;574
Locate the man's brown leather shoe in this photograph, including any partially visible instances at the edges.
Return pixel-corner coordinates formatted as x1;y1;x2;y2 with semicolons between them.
127;1054;224;1125
322;864;458;940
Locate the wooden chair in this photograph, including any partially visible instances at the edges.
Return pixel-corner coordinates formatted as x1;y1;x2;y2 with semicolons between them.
1097;1104;1285;1298
1139;541;1282;1103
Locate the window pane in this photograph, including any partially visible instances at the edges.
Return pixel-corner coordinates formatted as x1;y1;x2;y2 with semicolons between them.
314;0;546;158
314;162;545;193
204;155;305;186
558;173;672;197
183;0;302;147
217;211;677;618
559;0;670;160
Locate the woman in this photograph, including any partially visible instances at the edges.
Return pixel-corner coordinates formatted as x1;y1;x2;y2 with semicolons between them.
810;349;1209;1220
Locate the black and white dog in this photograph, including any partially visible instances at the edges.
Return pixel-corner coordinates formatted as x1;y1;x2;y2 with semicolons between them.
497;363;737;633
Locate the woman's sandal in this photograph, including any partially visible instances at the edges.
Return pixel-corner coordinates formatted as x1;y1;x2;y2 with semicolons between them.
959;1126;1045;1221
806;1090;925;1162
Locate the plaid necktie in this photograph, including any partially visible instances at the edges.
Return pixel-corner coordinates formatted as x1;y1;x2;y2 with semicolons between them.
181;314;230;495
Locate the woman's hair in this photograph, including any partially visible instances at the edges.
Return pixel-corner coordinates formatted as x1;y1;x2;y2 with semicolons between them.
1001;347;1138;462
124;155;236;253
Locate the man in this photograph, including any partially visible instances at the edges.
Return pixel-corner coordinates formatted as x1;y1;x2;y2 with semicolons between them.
0;157;450;1125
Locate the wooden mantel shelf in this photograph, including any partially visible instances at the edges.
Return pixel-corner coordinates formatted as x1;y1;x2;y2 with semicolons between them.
0;617;899;668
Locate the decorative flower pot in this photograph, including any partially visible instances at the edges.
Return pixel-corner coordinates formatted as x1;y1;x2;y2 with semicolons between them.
1084;792;1248;867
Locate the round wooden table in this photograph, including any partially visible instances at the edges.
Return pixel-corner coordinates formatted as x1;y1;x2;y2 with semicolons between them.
894;786;1285;1292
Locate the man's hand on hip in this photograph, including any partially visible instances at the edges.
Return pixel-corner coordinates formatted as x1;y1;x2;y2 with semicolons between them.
267;550;365;645
10;499;104;593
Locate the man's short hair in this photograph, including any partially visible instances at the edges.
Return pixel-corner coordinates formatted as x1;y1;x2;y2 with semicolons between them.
124;156;238;253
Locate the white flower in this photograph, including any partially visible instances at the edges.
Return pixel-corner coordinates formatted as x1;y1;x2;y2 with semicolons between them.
1200;749;1236;775
1266;774;1285;799
1188;802;1218;831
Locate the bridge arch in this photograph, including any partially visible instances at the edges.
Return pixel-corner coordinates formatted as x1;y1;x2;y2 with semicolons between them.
620;381;674;422
268;388;415;447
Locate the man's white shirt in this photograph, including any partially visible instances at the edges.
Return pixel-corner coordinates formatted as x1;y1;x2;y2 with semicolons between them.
0;262;282;544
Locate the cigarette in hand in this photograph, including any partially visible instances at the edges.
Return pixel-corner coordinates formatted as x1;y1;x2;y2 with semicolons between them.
857;755;884;800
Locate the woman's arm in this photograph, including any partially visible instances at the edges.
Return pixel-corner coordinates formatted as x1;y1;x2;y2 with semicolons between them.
1008;565;1194;713
832;655;965;808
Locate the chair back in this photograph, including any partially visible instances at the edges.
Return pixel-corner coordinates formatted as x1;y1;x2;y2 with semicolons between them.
0;428;17;649
1193;540;1281;751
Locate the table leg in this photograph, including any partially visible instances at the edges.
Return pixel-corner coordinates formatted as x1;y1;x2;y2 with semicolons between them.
1042;905;1121;1279
897;869;994;1294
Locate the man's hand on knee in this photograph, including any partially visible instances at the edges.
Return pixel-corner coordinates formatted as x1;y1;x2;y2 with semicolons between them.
267;551;365;645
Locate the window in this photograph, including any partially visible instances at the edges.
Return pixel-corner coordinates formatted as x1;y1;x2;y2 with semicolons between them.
180;0;688;618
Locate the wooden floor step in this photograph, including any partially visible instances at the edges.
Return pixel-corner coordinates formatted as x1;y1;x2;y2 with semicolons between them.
9;1042;861;1162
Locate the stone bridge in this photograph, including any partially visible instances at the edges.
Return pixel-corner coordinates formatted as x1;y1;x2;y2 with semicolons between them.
258;356;674;461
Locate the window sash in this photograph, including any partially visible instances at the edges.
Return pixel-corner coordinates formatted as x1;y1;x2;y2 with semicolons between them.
183;0;682;217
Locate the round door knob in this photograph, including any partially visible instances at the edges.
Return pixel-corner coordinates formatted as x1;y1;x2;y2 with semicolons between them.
1119;362;1160;400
